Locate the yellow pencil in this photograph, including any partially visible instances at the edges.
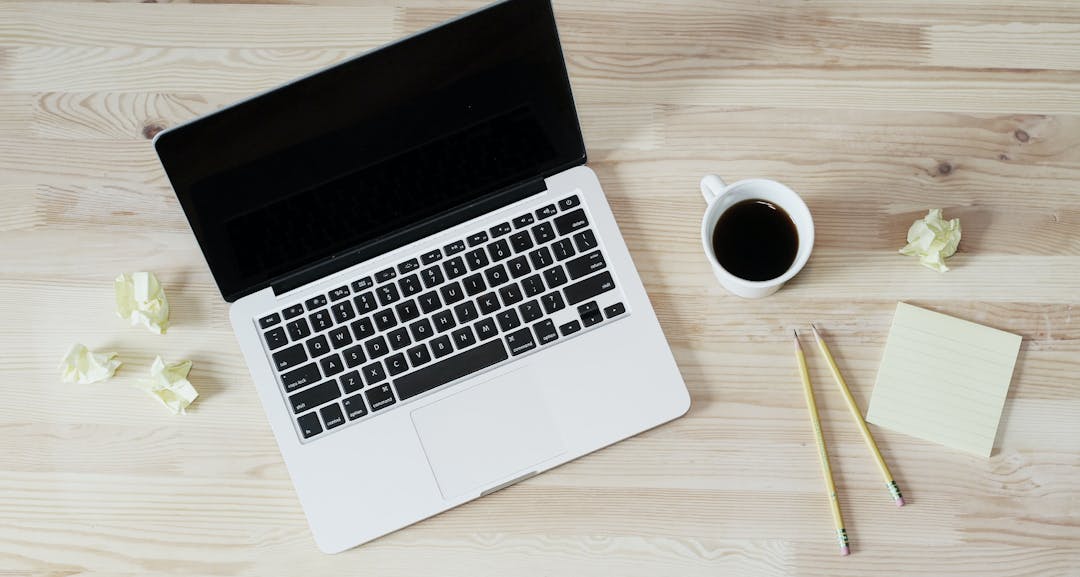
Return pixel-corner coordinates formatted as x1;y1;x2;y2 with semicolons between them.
810;323;905;507
793;330;850;556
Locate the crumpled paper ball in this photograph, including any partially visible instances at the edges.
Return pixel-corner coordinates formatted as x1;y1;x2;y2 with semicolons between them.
115;272;170;334
133;356;199;414
60;343;121;384
899;209;962;272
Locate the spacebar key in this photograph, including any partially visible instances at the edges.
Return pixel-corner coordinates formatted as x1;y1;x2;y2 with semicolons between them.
393;340;509;401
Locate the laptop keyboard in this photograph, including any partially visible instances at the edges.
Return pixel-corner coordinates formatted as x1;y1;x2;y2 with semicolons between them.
257;194;628;442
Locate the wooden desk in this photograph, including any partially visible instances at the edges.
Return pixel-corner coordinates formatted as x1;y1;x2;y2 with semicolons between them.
2;1;1078;574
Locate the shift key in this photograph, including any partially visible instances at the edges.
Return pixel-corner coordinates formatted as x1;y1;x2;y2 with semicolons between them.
563;271;616;305
288;381;341;414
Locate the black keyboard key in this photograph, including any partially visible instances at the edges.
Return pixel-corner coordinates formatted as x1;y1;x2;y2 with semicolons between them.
533;319;558;345
541;291;566;314
560;320;581;336
529;246;553;270
519;299;542;323
605;302;627;318
395;299;420;322
444;239;467;256
531;221;556;244
286;318;311;341
297;412;322;439
421;249;442;265
507;255;531;278
375;267;396;283
343;344;366;367
521;274;544;297
319;353;345;377
566;250;607;280
474;317;498;340
362;361;386;385
309;309;333;332
354;291;377;314
578;301;599;316
536;204;558;220
433;309;456;332
331;300;356;323
512;213;535;228
510;231;533;253
339;370;363;394
398;258;420;274
465;248;489;270
552;239;576;261
273;343;307;372
365;335;389;359
305;294;328;310
430;335;453;358
484;263;509;287
374;308;397;331
289;380;340;413
454;301;479;324
499;283;523;306
399;274;422;296
329;286;350;302
418;291;442;314
554;208;589;236
387;327;411;350
467;231;489;246
350;317;375;340
407;343;431;367
350;276;373;292
440;281;465;304
582;309;604;327
321;404;345;430
393;340;508;401
283;304;305;319
306;334;330;358
264;327;288;350
343;394;368;420
443;256;467;279
496;309;521;332
452;326;476;349
385;353;408;376
487;238;512;261
377;283;400;306
573;229;597;251
564;271;616;305
477;292;500;315
505;327;536;356
558;195;580;210
259;313;281;329
282;363;320;392
421;266;444;289
366;383;397;411
409;318;434;342
543;265;568;289
490;222;512;237
462;273;486;296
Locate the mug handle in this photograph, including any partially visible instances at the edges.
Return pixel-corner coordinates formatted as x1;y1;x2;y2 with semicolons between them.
700;174;726;203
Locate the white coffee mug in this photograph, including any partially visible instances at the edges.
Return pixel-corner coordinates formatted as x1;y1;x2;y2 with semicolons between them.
700;174;814;298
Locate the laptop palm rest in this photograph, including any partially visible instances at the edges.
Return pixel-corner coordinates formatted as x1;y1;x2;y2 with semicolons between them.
411;367;565;500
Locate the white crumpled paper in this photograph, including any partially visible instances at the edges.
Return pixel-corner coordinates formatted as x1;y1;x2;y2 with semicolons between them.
899;209;962;272
60;343;122;384
115;272;170;334
134;356;199;414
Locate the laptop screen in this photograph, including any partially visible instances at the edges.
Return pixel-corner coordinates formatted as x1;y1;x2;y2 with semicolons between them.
155;0;585;302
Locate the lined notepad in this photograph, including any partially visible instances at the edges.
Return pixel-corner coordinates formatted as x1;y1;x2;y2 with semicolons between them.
866;302;1022;457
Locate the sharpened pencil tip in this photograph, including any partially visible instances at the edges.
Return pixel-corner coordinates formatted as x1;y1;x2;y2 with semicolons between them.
810;323;822;338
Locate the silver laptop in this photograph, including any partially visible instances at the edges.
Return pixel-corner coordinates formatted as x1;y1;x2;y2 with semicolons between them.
154;0;689;553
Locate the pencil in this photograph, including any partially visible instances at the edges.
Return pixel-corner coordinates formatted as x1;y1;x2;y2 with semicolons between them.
793;330;850;556
810;323;905;507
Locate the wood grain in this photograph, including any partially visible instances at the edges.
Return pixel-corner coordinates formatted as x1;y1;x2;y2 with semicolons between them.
0;0;1078;575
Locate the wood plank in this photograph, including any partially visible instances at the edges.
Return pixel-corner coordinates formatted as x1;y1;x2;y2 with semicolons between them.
930;23;1080;71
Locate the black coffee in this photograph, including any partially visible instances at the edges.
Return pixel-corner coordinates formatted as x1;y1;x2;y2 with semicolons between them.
711;199;798;281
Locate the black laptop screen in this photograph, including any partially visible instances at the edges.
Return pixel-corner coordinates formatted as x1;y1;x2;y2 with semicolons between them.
155;0;585;301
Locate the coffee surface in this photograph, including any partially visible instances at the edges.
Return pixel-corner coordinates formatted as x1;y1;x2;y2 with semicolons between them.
711;199;798;281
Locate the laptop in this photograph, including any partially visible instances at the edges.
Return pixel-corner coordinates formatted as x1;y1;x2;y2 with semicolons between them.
154;0;689;553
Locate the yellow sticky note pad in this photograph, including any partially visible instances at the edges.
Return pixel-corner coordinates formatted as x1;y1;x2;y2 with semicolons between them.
866;302;1022;457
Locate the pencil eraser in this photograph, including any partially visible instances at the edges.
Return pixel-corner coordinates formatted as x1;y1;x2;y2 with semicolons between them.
896;496;906;507
840;545;850;556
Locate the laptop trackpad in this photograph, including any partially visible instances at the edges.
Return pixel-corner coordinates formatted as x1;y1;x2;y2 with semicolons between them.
411;368;565;500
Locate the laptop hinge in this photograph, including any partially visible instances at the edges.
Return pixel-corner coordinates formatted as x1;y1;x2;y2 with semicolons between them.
269;176;548;298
